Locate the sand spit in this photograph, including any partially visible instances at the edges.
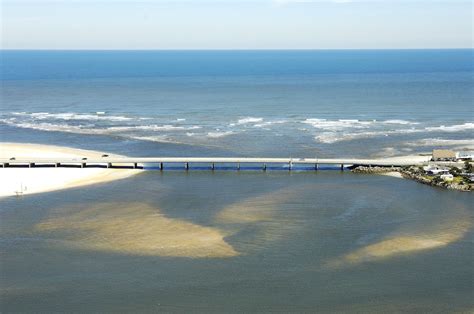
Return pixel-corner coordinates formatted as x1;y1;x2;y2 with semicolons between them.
0;143;141;197
327;215;471;269
381;171;404;179
35;202;238;258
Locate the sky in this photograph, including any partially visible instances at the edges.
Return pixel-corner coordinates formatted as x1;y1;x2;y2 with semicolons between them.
1;0;472;49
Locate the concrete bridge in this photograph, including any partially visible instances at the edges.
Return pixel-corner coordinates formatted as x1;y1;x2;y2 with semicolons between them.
0;156;431;170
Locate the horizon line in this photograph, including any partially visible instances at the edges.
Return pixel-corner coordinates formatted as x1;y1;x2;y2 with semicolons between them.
1;47;473;51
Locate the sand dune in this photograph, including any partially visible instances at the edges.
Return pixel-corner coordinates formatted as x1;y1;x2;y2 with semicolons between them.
35;202;238;258
0;143;141;197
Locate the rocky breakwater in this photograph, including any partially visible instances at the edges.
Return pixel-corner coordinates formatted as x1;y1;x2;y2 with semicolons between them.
351;165;401;174
351;165;473;191
399;166;472;192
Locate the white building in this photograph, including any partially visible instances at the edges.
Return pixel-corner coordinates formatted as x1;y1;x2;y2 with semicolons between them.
456;151;474;161
423;165;450;175
440;174;454;182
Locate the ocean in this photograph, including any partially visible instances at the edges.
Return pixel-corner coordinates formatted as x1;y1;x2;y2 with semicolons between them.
0;50;473;312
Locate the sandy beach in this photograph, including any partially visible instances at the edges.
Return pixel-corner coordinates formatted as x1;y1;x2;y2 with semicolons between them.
0;143;141;197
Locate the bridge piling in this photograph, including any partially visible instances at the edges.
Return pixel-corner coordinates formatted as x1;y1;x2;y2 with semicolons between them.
0;156;429;171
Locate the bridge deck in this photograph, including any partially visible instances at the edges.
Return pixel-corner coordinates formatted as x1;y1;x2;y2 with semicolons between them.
0;156;430;168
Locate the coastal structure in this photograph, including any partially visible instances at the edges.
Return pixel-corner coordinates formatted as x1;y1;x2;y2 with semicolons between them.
432;149;457;161
456;151;474;161
423;165;450;175
0;156;432;170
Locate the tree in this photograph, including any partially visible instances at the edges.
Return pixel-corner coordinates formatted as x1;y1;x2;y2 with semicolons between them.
464;161;473;173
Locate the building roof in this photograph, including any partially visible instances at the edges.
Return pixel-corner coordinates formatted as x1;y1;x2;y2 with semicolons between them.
432;149;456;159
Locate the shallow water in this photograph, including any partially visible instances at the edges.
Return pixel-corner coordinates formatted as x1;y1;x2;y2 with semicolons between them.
1;171;473;312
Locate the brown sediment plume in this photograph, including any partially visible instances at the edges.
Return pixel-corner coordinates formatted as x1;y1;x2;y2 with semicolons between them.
35;203;238;258
214;187;306;251
326;214;471;269
215;190;291;224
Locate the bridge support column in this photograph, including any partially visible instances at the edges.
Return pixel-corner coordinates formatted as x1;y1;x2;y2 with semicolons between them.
55;163;60;168
263;163;267;171
289;162;292;171
133;163;138;169
81;163;86;168
340;164;344;171
107;163;112;168
315;163;318;171
185;162;189;171
211;163;215;171
160;162;163;171
29;163;35;168
237;162;240;171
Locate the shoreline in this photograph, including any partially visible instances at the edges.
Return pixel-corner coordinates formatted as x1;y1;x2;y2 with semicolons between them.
352;165;473;191
1;143;471;196
0;143;142;198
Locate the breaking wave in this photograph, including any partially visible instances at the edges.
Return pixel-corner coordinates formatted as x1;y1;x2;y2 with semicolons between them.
107;125;201;132
11;112;133;122
425;123;474;132
236;117;264;125
207;131;234;138
1;111;472;146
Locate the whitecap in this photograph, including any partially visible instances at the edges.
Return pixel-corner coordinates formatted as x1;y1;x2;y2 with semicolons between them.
302;118;374;131
10;112;133;122
383;119;419;125
207;131;234;138
253;120;287;128
425;123;474;132
237;117;264;125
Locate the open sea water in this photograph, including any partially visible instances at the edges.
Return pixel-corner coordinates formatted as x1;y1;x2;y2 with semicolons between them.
0;50;473;312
